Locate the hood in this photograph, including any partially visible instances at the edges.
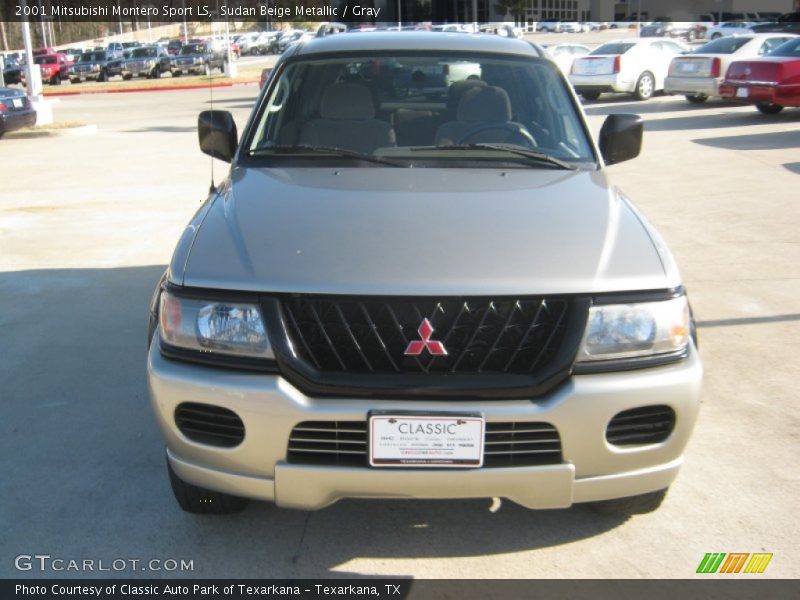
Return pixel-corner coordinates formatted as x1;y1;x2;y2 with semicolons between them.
175;167;678;296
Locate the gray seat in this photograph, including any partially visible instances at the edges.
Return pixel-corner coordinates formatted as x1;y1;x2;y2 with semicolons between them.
298;83;396;154
435;85;523;146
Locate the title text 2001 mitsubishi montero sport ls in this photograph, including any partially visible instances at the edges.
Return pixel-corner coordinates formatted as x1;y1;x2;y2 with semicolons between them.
147;33;702;515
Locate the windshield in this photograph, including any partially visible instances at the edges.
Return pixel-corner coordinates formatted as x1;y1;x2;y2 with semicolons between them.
695;37;753;54
34;55;56;65
246;52;595;166
180;44;204;55
591;42;636;55
80;52;106;62
132;47;158;58
769;37;800;57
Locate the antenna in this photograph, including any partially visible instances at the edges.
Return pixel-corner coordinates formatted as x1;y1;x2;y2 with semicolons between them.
208;55;215;195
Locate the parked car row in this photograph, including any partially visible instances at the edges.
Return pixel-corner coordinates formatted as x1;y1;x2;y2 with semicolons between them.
560;33;800;115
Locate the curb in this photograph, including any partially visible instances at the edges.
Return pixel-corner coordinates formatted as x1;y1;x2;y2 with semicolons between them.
43;81;258;97
6;124;98;139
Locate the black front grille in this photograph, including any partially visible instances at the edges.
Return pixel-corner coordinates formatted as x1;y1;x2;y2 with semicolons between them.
281;296;570;375
606;405;676;446
175;402;245;448
483;422;563;467
287;421;367;467
286;421;562;468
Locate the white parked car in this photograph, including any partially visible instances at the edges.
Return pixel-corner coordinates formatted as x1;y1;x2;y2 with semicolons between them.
665;33;797;102
569;38;688;101
538;21;580;33
706;22;755;39
543;43;591;75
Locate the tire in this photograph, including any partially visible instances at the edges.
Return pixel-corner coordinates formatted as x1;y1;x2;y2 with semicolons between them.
69;78;79;85
50;74;61;85
172;70;181;78
581;91;601;101
633;71;655;101
756;102;784;115
609;24;618;29
167;457;248;514
711;33;722;40
122;73;132;81
98;70;108;83
686;29;696;42
586;488;669;516
685;94;708;104
150;66;161;79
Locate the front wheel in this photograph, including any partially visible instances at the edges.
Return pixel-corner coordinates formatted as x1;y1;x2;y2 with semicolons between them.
167;457;248;514
756;102;784;115
586;488;669;516
633;71;655;101
686;29;696;42
98;70;108;83
50;74;61;85
685;94;708;104
581;91;601;101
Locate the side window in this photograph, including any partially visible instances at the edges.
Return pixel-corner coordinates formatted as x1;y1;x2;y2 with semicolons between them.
761;38;789;54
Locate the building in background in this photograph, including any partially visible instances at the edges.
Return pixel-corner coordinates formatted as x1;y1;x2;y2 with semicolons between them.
372;0;795;25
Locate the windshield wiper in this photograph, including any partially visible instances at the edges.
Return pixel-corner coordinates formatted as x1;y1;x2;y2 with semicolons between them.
410;143;577;170
250;144;404;167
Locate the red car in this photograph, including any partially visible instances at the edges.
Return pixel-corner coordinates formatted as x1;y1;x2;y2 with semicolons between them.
33;53;73;85
719;37;800;114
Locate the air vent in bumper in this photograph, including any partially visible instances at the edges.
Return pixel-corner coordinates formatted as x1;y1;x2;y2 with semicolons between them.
174;402;245;448
287;421;562;468
606;405;676;446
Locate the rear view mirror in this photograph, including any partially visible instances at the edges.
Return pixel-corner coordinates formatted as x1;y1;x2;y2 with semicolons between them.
198;110;237;163
599;114;643;166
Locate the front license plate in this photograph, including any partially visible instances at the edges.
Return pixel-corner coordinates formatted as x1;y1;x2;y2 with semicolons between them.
736;87;749;98
11;98;23;108
369;412;484;468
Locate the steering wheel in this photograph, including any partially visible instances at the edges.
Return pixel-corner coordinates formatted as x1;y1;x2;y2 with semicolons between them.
456;122;537;147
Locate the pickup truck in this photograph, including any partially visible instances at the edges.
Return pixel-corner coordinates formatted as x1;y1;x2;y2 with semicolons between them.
170;42;225;76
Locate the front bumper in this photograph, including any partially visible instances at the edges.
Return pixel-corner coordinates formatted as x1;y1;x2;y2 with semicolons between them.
665;76;721;97
148;341;702;510
569;73;634;94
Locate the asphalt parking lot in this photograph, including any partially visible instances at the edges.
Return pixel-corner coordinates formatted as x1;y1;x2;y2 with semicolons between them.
1;80;798;579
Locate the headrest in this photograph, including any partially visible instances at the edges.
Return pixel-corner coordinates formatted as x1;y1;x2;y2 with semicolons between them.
457;86;512;122
446;79;487;113
320;83;375;120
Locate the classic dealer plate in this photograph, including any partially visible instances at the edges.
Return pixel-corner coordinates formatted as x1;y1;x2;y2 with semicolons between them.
369;412;484;468
736;87;749;98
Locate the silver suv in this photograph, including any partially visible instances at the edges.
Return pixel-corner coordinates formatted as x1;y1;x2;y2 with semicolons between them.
147;33;702;515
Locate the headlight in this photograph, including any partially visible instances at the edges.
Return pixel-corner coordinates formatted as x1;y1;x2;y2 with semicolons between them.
575;295;690;363
158;291;271;358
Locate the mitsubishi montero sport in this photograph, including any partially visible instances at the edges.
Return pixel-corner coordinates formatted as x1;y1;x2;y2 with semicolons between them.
147;33;702;515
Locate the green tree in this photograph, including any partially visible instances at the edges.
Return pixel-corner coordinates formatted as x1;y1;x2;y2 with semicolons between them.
494;0;529;20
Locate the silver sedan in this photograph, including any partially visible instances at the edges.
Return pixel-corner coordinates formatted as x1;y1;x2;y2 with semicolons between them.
665;33;796;103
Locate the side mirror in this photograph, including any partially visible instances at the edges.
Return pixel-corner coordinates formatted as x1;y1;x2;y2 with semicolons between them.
198;110;237;163
599;114;643;166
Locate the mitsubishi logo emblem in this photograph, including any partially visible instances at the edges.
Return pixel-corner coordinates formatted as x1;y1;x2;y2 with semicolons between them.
404;319;447;356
